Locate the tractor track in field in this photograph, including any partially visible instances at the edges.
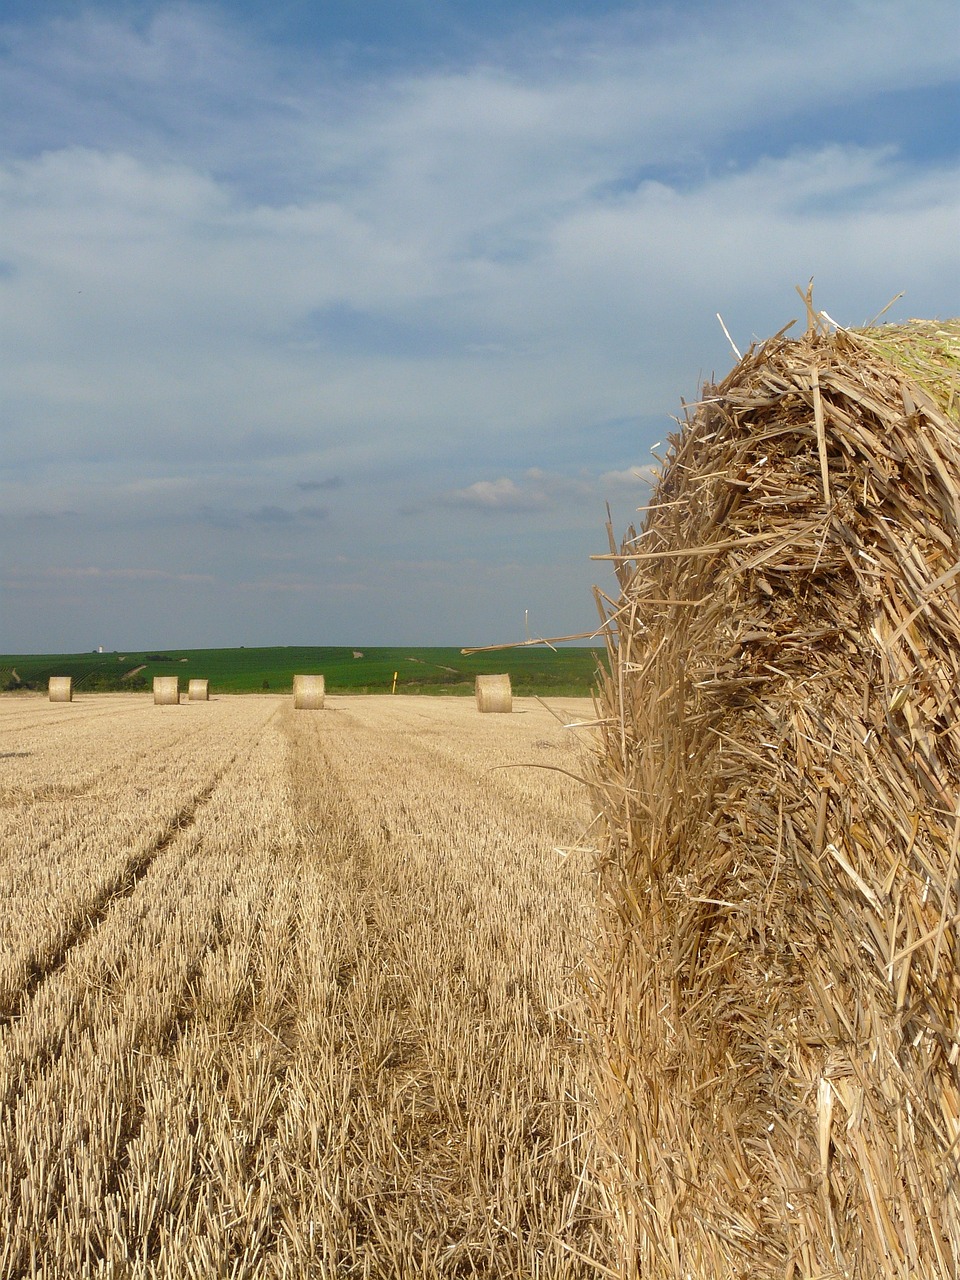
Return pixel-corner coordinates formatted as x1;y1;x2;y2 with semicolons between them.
90;911;304;1276
0;703;284;1032
0;710;242;826
0;697;605;1276
0;698;236;754
0;698;173;737
3;732;302;1274
0;710;293;1264
0;765;230;1031
0;894;289;1278
0;907;234;1279
278;706;600;1274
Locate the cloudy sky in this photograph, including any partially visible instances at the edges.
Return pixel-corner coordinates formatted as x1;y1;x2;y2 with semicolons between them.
2;0;958;652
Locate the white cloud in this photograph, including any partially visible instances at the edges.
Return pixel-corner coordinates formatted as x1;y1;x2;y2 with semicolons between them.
3;566;214;585
0;0;957;648
3;8;957;475
599;466;657;490
441;476;547;511
437;465;656;515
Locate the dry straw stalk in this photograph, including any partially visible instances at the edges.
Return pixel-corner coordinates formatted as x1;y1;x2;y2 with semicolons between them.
293;673;325;710
152;676;179;706
48;677;72;703
187;679;209;701
589;314;960;1278
476;673;513;713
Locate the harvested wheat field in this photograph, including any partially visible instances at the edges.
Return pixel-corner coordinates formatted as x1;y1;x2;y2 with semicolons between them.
0;691;611;1278
590;312;960;1278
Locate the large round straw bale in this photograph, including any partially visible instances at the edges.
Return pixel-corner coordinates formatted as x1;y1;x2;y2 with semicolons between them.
48;676;72;702
590;314;960;1277
475;673;512;712
187;679;209;701
153;676;179;705
293;673;324;709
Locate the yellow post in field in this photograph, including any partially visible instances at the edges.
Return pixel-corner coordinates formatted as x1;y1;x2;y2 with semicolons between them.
392;671;398;694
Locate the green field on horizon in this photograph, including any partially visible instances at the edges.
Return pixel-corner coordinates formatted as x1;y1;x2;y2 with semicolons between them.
0;644;607;697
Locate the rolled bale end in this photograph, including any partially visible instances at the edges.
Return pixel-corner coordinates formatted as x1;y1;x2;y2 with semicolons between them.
48;676;73;703
187;679;209;701
475;673;512;712
589;316;960;1276
153;676;180;705
293;673;325;710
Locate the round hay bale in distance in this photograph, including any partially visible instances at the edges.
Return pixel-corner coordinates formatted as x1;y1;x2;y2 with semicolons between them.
48;676;73;702
187;679;209;701
153;676;179;705
293;674;324;710
475;673;512;713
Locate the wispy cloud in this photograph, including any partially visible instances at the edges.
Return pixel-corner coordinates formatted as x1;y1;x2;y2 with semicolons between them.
297;477;344;492
247;504;329;525
441;477;549;513
0;0;957;648
197;502;331;529
434;465;654;514
3;566;215;585
599;466;658;490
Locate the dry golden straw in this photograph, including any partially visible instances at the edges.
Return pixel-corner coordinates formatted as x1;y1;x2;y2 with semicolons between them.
0;693;605;1275
475;673;512;713
187;679;209;701
152;676;179;706
293;673;324;710
589;313;960;1278
48;677;72;703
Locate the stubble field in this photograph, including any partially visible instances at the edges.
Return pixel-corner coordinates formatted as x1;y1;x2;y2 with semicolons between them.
0;692;610;1278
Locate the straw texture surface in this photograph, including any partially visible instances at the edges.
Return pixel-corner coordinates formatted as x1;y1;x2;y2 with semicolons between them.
152;676;179;706
188;679;209;701
590;316;960;1278
476;673;513;713
48;677;72;703
293;674;325;710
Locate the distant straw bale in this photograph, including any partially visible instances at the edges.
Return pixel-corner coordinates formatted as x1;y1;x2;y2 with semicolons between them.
475;673;512;713
293;674;324;710
188;679;209;701
48;677;72;703
590;314;960;1277
153;676;179;706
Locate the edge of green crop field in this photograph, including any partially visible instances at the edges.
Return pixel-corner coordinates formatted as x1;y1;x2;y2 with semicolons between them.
0;644;607;698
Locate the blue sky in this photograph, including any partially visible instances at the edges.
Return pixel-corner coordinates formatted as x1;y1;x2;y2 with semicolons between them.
1;0;958;651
